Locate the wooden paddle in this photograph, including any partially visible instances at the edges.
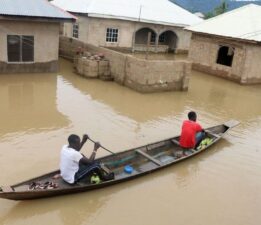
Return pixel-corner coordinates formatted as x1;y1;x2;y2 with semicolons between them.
88;136;115;155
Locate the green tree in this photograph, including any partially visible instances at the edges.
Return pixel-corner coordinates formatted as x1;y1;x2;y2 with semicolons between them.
205;1;228;19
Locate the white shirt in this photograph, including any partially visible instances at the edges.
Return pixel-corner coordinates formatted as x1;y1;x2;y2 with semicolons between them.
60;145;83;184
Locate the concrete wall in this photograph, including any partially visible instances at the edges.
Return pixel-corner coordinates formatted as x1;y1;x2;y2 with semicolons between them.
60;36;191;92
63;16;192;51
189;33;261;84
133;44;169;52
124;57;191;92
243;45;261;84
0;19;60;73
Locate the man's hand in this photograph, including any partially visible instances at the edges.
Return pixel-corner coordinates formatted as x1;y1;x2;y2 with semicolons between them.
82;134;89;143
94;142;101;151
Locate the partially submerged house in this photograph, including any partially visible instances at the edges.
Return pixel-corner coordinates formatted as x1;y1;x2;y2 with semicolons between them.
0;0;75;73
52;0;202;53
187;4;261;84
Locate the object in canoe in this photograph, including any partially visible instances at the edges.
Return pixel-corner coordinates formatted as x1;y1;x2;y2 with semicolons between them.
0;120;239;200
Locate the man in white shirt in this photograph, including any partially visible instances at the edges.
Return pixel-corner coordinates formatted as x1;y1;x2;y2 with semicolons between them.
60;134;101;184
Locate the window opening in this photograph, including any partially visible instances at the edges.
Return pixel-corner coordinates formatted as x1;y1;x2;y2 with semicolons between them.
72;23;79;38
150;32;156;43
159;33;165;43
216;46;234;67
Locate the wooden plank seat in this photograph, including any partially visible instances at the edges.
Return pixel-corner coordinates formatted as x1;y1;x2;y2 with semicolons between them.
135;149;162;166
171;139;180;146
205;130;221;138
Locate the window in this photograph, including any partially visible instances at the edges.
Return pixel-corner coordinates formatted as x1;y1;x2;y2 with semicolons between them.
159;33;165;43
7;35;34;62
72;23;79;38
106;28;118;42
216;46;234;67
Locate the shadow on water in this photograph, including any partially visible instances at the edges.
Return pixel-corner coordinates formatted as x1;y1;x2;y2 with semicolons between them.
0;138;232;224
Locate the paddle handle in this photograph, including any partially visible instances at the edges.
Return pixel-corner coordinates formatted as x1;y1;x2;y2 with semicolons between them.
88;137;115;155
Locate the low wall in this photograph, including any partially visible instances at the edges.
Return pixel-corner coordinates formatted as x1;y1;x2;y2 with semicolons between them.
59;36;191;92
133;44;169;53
125;57;190;92
75;57;111;80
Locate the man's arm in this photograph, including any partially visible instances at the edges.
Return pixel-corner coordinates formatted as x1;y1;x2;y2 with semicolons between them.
79;134;88;151
195;123;203;132
79;142;100;165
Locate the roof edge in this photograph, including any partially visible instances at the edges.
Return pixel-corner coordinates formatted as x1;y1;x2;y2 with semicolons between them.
190;31;260;45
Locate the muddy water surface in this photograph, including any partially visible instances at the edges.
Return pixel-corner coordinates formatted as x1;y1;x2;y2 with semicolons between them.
0;59;261;225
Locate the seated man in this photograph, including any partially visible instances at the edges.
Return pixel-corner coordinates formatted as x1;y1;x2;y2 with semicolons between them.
179;111;205;149
60;134;113;184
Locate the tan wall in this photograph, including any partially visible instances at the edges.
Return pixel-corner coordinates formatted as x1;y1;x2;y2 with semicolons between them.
243;45;261;84
189;33;261;84
59;36;191;92
63;16;192;51
0;20;60;62
124;57;191;92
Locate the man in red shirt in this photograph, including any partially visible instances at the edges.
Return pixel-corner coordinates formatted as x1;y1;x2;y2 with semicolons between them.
179;111;205;149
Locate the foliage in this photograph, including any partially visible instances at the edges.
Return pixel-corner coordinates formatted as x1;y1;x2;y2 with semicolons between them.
205;1;228;19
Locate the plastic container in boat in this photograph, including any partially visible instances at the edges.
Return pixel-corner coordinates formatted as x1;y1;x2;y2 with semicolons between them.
124;165;133;174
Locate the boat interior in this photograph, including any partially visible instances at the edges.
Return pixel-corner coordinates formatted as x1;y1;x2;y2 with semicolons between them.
3;124;229;193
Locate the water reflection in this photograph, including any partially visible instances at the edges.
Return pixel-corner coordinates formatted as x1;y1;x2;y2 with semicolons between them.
0;73;69;137
191;71;261;121
0;190;110;225
0;138;231;225
58;59;261;125
173;139;232;188
0;58;261;225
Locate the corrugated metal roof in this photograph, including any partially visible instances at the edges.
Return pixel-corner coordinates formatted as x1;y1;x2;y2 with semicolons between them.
51;0;202;27
0;0;75;20
187;4;261;42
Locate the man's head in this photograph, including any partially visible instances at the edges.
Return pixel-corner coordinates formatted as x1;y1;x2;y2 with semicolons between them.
188;111;197;122
68;134;81;151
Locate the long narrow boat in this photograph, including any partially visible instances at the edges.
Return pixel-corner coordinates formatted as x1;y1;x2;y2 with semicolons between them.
0;120;239;200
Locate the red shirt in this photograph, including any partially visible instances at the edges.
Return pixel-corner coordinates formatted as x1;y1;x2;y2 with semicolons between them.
179;120;203;148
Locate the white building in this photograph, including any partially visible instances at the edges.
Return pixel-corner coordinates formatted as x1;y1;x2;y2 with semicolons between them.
52;0;202;52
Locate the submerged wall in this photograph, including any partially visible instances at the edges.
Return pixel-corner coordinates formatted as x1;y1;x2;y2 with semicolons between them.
59;36;191;92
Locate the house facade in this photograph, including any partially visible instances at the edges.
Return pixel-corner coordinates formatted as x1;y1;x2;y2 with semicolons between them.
0;0;75;73
187;4;261;84
52;0;202;53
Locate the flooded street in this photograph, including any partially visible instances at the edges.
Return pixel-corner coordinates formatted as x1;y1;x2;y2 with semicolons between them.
0;58;261;225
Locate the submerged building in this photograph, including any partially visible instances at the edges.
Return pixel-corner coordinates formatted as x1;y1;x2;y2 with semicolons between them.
52;0;202;53
187;4;261;84
0;0;75;73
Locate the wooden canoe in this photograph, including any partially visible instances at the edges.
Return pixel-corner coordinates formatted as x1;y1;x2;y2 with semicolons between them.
0;120;239;200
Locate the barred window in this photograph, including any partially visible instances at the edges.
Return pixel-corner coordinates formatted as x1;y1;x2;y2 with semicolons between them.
72;23;79;38
159;33;165;43
7;35;34;62
106;28;118;42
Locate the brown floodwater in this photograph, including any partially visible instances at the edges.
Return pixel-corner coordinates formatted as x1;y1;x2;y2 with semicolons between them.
0;58;261;225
